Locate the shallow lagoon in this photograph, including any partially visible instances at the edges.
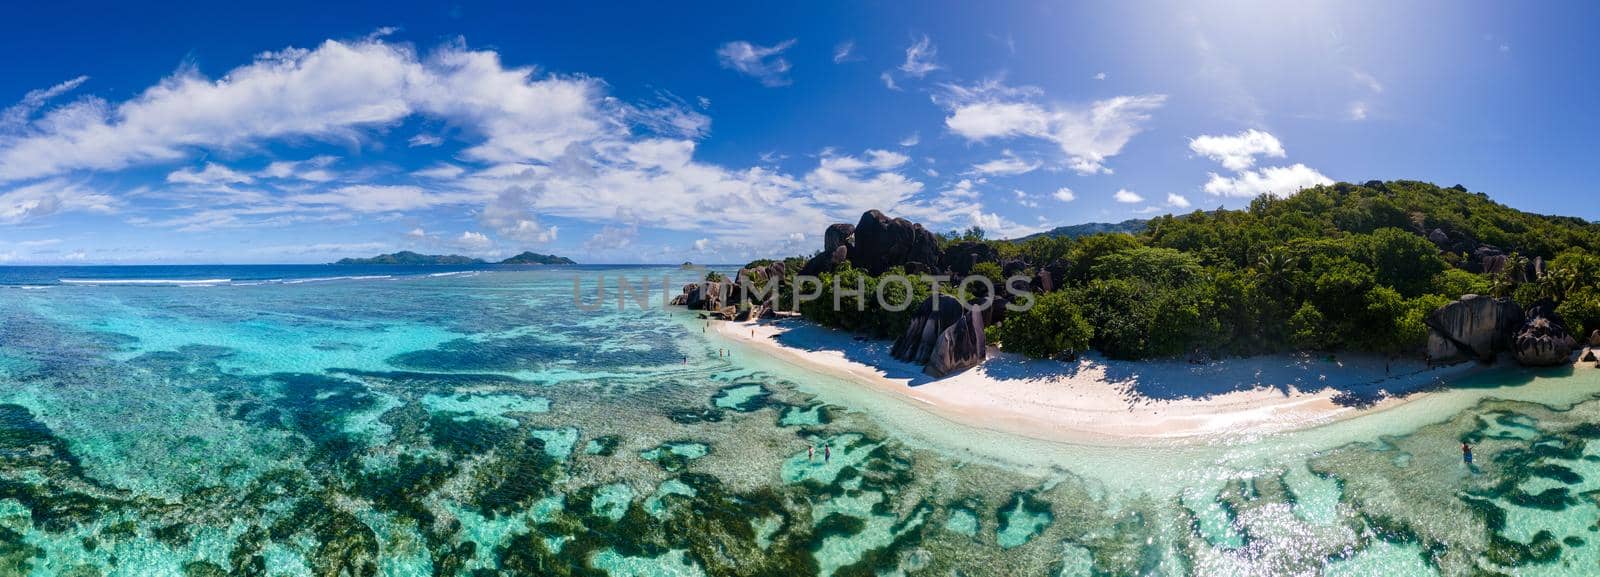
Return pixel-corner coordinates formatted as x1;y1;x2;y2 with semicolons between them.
2;266;1599;576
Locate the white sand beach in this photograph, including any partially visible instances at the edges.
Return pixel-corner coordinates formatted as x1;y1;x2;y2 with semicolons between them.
711;317;1489;446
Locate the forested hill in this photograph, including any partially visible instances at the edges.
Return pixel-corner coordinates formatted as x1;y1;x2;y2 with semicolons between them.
766;180;1600;362
333;252;484;265
499;252;577;265
1018;218;1150;240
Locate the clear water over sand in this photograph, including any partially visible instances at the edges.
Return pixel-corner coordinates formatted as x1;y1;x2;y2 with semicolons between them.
1;265;1598;576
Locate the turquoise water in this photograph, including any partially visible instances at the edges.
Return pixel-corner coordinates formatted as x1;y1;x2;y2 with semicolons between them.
2;266;1600;575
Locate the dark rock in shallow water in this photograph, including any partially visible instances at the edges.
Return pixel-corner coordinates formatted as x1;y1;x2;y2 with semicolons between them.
851;209;942;276
1514;301;1577;366
1425;294;1523;363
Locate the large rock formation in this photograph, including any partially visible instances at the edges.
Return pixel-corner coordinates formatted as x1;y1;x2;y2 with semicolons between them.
1588;329;1600;348
1032;260;1070;294
942;241;1000;277
824;223;855;255
926;306;987;377
1513;302;1577;366
891;295;987;377
1424;294;1523;363
736;261;787;303
850;210;943;276
891;295;966;364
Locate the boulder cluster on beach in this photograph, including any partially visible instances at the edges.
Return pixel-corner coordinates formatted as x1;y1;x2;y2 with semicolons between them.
1424;294;1580;366
671;209;1075;377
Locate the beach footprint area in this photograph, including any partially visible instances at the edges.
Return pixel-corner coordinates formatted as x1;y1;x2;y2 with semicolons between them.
3;267;1600;576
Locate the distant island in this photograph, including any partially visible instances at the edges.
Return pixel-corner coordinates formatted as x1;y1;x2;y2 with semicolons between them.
499;251;577;265
333;250;575;265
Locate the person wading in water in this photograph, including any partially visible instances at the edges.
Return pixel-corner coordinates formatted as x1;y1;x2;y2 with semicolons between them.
1461;442;1474;465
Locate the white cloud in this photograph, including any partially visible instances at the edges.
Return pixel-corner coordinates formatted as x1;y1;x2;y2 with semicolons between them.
1351;69;1384;93
480;185;557;243
407;133;443;147
969;150;1040;176
880;71;900;91
259;156;339;182
941;80;1165;175
832;41;856;64
624;92;711;140
1093;72;1107;81
454;230;492;249
166;162;255;185
1166;193;1191;208
899;132;919;147
1052;187;1075;202
1348;101;1369;121
0;36;1047;257
1203;164;1332;198
693;238;711;252
944;179;978;199
818;149;909;173
413;163;465;179
967;210;1040;239
1188;129;1285;171
1112;189;1143;203
1345;69;1382;122
717;40;796;87
287;184;479;212
0;179;117;224
1;75;90;133
0;39;613;182
899;35;941;78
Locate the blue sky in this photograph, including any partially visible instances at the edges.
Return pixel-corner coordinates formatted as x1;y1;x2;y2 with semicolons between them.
0;0;1594;264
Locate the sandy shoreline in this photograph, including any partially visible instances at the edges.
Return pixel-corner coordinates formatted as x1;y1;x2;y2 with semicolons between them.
710;317;1489;446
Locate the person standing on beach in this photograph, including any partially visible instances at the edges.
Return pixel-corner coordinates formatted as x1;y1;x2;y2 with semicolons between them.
1461;442;1473;465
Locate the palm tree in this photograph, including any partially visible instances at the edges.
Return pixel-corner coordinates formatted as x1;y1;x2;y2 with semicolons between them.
1542;266;1580;302
1488;271;1514;298
1506;251;1531;284
1256;250;1300;297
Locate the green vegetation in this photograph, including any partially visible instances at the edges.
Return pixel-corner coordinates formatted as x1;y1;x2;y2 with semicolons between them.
333;251;485;265
1017;217;1151;241
498;251;576;265
786;181;1600;360
333;250;575;265
798;264;932;338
